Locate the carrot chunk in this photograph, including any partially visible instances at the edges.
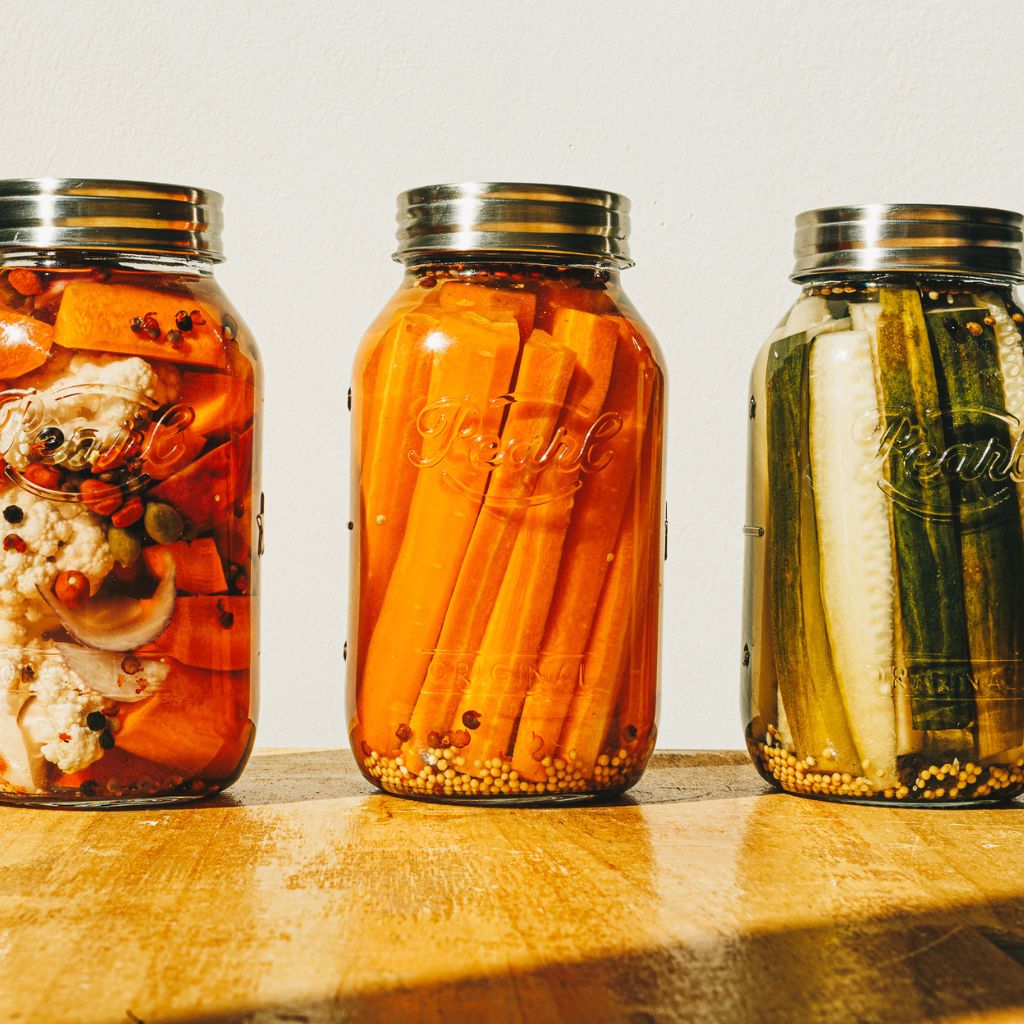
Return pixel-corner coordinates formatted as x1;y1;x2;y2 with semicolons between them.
54;282;228;368
179;371;255;435
141;595;251;670
116;660;251;775
0;309;53;378
149;428;253;530
143;538;229;594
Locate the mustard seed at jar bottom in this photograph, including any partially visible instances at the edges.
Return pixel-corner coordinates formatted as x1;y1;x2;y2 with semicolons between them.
743;204;1024;806
348;183;666;803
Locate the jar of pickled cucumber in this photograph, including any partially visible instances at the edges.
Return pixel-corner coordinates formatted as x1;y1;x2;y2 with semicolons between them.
349;182;665;802
0;179;260;807
744;204;1024;805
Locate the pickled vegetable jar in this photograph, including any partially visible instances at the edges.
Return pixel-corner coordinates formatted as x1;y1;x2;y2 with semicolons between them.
349;182;665;802
744;204;1024;805
0;179;260;806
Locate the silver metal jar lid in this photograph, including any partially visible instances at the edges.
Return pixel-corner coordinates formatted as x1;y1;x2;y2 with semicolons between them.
394;182;632;266
0;178;225;262
792;204;1024;282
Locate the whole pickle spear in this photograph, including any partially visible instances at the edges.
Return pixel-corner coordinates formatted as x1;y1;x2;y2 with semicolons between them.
925;307;1024;758
866;291;974;732
766;329;860;773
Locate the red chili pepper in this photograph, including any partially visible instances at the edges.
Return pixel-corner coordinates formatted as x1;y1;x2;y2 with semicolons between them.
3;535;26;553
79;479;123;517
54;570;90;608
22;464;62;490
7;269;43;296
110;496;143;528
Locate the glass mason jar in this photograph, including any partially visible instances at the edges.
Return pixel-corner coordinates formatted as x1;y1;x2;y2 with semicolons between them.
349;182;665;802
744;204;1024;805
0;179;261;807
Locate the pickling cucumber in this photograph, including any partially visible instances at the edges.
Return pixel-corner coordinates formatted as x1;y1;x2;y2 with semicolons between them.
869;290;973;731
766;329;860;772
809;329;898;787
926;307;1024;758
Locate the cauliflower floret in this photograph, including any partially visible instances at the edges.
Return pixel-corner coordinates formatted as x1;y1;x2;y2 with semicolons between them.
0;482;114;636
30;655;105;774
6;354;172;470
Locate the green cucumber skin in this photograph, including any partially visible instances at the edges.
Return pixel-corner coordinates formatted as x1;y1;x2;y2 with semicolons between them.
766;331;859;771
926;308;1024;757
875;292;974;731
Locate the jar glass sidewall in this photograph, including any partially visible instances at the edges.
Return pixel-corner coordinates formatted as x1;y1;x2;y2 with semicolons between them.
0;254;260;805
744;274;1024;805
349;258;664;801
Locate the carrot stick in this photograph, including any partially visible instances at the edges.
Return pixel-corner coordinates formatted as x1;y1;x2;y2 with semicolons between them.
402;329;576;765
448;309;620;773
356;310;520;754
438;282;537;341
558;371;663;774
510;318;655;781
358;312;441;645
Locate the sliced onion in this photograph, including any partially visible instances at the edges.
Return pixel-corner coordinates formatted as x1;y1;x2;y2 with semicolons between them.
55;643;170;701
0;699;46;792
38;560;176;653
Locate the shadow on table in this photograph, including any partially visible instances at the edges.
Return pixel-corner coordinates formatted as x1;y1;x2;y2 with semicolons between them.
152;890;1024;1024
204;749;772;809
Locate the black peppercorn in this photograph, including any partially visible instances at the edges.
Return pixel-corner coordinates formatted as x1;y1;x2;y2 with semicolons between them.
99;730;115;750
86;711;107;732
37;427;64;452
2;505;22;524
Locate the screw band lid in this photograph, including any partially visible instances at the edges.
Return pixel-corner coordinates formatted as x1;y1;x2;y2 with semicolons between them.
792;204;1024;282
0;178;224;262
394;181;632;266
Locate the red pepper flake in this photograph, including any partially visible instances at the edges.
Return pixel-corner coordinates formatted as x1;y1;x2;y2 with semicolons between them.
462;709;482;730
3;534;26;553
58;732;70;743
450;729;470;748
189;309;205;326
79;478;123;516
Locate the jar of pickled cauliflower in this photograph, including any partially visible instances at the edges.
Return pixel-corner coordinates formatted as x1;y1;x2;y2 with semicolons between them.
349;182;665;802
0;179;260;806
744;203;1024;805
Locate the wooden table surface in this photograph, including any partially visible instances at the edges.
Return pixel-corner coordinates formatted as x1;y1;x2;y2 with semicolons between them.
3;750;1024;1024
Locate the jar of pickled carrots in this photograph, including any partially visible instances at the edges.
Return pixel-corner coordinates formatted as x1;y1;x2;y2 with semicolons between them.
744;204;1024;805
349;182;665;802
0;179;260;807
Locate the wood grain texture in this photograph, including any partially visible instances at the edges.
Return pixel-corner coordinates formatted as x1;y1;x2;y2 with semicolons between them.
2;750;1024;1024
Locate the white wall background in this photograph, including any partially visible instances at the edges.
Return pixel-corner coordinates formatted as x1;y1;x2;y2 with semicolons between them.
4;0;1024;750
